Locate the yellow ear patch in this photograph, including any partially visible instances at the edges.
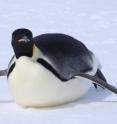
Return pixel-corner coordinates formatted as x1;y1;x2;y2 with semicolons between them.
32;44;36;56
32;44;40;60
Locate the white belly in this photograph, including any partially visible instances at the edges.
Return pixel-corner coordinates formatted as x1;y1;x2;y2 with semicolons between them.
8;56;98;107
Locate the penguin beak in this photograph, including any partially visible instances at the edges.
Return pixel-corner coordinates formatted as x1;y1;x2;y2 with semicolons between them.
18;36;30;43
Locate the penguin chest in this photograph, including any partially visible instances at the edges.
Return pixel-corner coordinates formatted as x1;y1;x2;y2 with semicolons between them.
8;56;91;107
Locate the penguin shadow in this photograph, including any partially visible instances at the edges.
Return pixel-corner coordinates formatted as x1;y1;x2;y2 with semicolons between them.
47;87;112;110
75;87;111;104
66;88;112;108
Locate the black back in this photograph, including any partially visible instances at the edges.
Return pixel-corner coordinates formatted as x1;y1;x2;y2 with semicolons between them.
33;33;93;80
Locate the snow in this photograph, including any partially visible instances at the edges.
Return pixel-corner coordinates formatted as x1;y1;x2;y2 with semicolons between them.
0;0;117;124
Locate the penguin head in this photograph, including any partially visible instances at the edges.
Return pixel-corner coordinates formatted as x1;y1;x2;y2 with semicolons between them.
12;28;33;59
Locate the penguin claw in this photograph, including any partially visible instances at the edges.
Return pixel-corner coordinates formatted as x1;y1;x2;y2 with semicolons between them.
93;83;105;89
93;83;98;89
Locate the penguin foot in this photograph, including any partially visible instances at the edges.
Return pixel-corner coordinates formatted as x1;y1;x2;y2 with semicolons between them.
93;69;107;89
93;83;105;89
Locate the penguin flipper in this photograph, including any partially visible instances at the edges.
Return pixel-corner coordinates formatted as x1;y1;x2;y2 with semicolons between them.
93;69;107;89
0;56;15;77
6;55;16;78
0;69;8;76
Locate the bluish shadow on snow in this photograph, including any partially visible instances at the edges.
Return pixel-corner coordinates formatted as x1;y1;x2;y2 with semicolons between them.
77;87;111;103
53;87;112;109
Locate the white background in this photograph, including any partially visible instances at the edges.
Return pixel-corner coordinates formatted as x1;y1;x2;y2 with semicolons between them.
0;0;117;124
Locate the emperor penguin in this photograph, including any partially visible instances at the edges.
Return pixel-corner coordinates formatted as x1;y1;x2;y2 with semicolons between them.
6;28;117;107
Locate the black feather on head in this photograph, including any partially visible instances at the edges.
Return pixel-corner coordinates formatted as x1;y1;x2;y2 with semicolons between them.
12;28;33;58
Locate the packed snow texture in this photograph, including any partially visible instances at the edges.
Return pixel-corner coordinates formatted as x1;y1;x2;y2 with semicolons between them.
0;0;117;124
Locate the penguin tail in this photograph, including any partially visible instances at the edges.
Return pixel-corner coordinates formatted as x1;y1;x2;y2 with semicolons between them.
0;69;8;76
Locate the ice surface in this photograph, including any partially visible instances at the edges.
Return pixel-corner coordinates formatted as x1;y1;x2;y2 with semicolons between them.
0;0;117;124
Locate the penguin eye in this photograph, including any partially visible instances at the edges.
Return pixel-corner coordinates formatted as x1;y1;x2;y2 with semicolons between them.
18;36;30;43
